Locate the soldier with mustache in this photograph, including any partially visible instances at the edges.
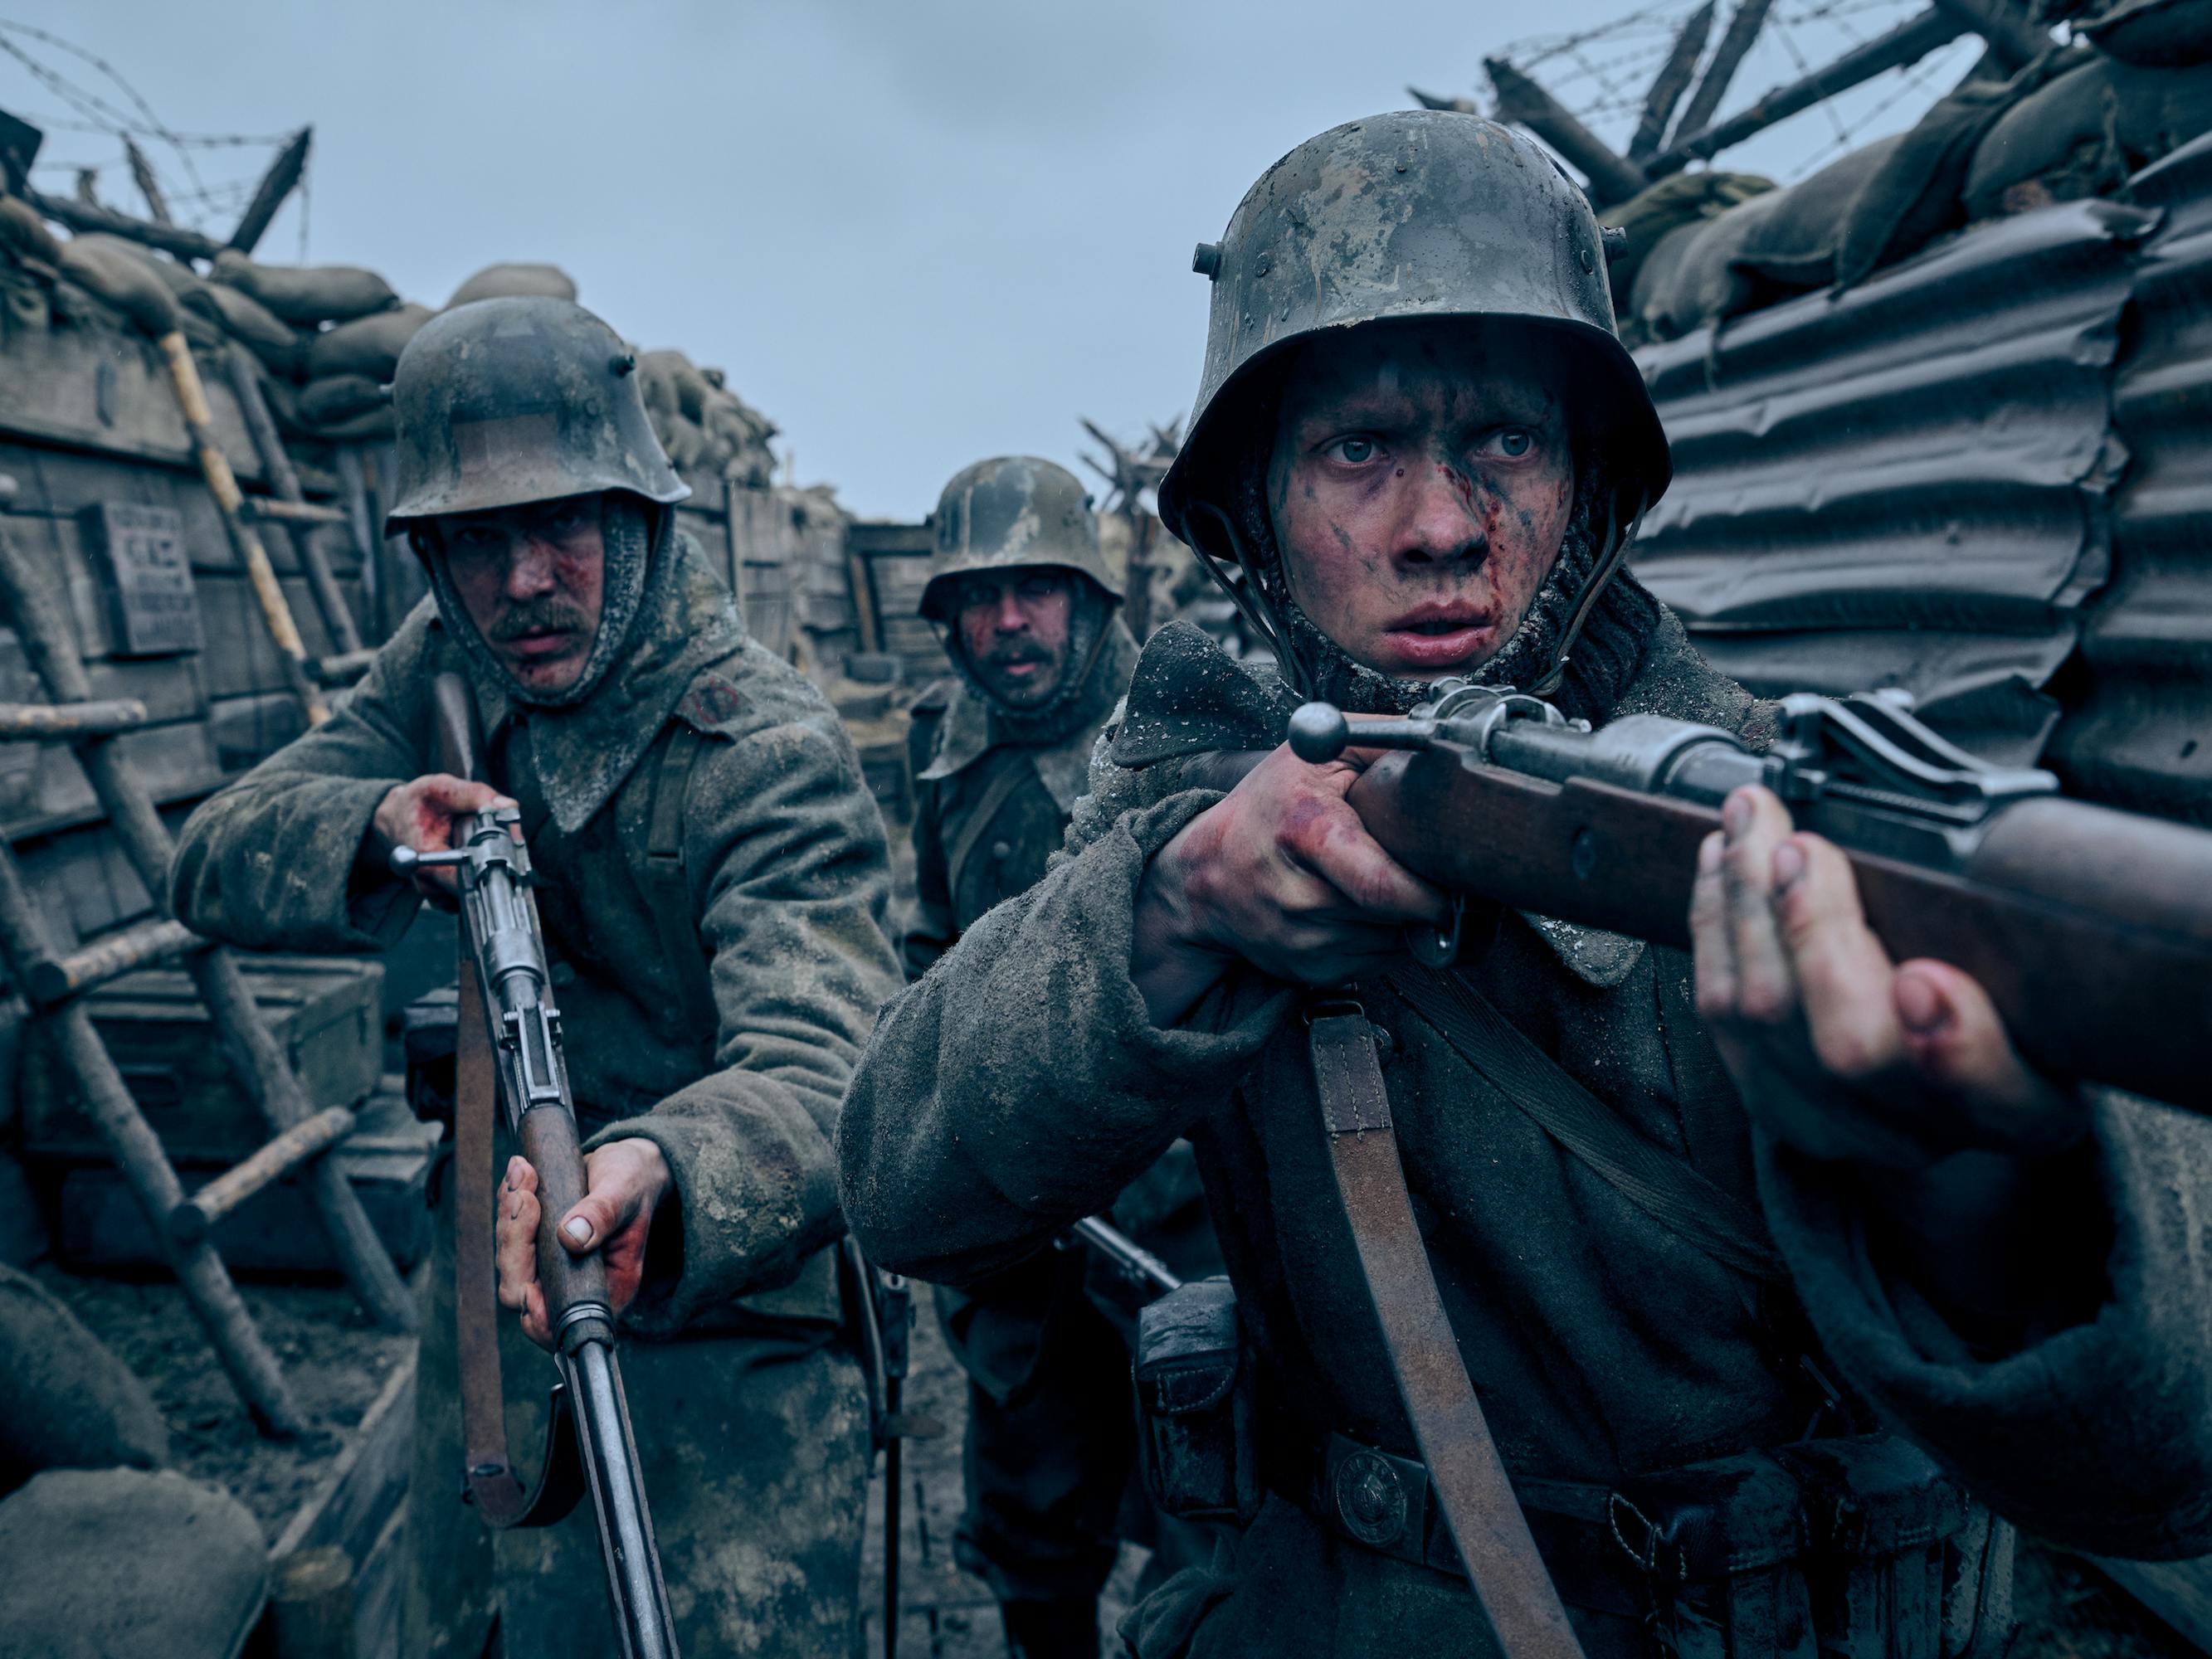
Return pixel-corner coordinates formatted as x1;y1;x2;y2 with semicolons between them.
173;297;902;1657
903;457;1220;1657
839;114;2212;1658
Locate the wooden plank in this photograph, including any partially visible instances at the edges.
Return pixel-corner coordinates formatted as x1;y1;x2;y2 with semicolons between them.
0;323;264;482
275;1349;417;1564
31;719;220;826
351;1499;406;1659
2091;1557;2212;1656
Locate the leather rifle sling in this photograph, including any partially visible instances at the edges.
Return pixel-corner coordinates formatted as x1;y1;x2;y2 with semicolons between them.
943;750;1034;910
454;922;584;1527
1306;1000;1587;1659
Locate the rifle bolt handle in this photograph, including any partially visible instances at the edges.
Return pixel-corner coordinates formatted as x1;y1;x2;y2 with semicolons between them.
389;845;469;876
1289;703;1352;765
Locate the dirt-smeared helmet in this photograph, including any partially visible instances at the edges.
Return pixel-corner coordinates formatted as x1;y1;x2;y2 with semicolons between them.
383;296;689;533
1155;110;1669;549
918;456;1119;623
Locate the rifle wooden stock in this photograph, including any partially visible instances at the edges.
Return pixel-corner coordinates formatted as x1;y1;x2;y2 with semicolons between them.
1351;746;2212;1107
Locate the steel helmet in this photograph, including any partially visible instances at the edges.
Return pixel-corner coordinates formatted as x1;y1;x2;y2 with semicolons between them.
384;296;689;533
918;456;1119;623
1155;110;1670;549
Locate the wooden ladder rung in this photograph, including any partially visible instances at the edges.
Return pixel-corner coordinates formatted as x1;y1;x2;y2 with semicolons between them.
246;497;350;527
0;698;149;739
312;649;376;687
168;1106;359;1246
27;917;203;1006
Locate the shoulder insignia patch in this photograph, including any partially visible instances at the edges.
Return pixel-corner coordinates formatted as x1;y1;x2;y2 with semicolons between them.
677;672;748;731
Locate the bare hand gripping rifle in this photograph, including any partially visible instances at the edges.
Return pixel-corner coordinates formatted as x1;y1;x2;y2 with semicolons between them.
392;674;679;1659
1289;681;2212;1108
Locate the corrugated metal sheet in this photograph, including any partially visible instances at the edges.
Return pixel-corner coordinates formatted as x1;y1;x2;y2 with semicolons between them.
2046;134;2212;822
1631;192;2162;766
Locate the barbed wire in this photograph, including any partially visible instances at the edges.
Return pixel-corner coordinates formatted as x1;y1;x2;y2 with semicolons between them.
1474;0;1974;181
0;16;306;253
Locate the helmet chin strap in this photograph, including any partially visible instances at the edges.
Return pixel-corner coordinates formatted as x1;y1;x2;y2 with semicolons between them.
1184;489;1641;706
1524;494;1635;698
1183;499;1316;701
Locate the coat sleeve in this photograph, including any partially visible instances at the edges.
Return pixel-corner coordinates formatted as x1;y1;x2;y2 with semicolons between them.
169;611;435;953
587;708;903;1331
899;778;957;981
1759;1093;2212;1559
836;781;1296;1287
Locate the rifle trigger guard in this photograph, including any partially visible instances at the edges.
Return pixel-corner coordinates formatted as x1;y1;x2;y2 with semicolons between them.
1407;894;1465;969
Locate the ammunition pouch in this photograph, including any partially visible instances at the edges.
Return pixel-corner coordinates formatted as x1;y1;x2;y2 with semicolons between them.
1135;1282;2013;1658
1133;1276;1259;1525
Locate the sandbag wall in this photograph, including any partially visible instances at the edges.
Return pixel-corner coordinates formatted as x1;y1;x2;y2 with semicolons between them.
1630;131;2212;822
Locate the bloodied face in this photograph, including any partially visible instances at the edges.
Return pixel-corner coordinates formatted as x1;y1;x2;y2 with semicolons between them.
951;567;1076;711
1267;319;1575;683
435;492;608;695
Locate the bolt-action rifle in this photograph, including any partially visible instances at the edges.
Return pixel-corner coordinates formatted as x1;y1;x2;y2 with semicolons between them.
392;674;678;1659
1287;683;2212;1107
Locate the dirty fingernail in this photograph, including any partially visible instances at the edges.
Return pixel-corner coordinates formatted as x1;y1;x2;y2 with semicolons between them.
1896;971;1948;1034
1771;841;1805;890
563;1217;592;1245
1698;832;1723;875
1722;793;1752;839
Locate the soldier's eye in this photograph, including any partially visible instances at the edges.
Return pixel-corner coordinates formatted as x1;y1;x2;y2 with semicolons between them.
1327;436;1377;465
1494;428;1534;458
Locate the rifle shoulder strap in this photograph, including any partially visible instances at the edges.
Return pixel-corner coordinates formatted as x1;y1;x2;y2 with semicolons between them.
1304;998;1587;1659
1387;966;1787;1284
455;927;586;1530
641;722;719;1039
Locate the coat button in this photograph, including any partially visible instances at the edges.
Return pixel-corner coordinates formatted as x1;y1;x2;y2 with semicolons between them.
990;840;1011;860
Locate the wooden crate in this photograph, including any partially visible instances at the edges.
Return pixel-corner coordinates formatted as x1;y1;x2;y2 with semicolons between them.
21;956;384;1165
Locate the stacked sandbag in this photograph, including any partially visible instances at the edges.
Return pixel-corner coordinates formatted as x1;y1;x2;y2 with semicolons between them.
446;261;577;308
209;250;397;326
0;195;61;330
1965;53;2212;219
0;1265;168;1498
636;346;780;484
1606;172;1774;319
2078;0;2212;66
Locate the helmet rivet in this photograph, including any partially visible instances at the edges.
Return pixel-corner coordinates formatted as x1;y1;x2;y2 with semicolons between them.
1192;241;1224;280
1601;225;1629;255
1578;246;1595;272
610;352;636;377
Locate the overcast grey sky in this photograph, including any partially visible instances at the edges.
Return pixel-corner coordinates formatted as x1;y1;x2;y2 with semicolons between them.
8;2;1976;518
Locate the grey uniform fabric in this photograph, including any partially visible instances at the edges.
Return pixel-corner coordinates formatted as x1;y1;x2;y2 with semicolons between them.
903;618;1226;1611
173;532;902;1659
839;608;2212;1659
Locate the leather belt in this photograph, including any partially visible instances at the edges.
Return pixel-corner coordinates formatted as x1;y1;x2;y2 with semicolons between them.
1280;1430;1648;1621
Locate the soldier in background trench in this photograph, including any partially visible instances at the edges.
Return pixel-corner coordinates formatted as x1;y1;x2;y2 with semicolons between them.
902;456;1223;1659
172;296;902;1658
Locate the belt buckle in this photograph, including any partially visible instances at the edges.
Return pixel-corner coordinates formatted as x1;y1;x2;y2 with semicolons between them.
1324;1432;1430;1557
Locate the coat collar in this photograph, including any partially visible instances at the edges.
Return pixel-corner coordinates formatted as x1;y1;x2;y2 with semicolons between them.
454;532;748;834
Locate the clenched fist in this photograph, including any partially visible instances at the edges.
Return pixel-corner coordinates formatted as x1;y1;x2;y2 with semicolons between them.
371;774;515;895
495;1140;672;1350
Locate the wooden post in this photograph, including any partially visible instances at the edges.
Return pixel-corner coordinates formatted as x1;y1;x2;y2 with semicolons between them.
1485;57;1650;206
124;138;173;227
225;347;365;658
268;1545;358;1659
154;332;332;726
1674;0;1778;147
1649;7;1965;177
1630;2;1717;163
1124;508;1156;642
0;840;305;1436
229;128;312;258
1927;0;2050;71
27;189;227;263
0;505;417;1335
0;698;147;738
